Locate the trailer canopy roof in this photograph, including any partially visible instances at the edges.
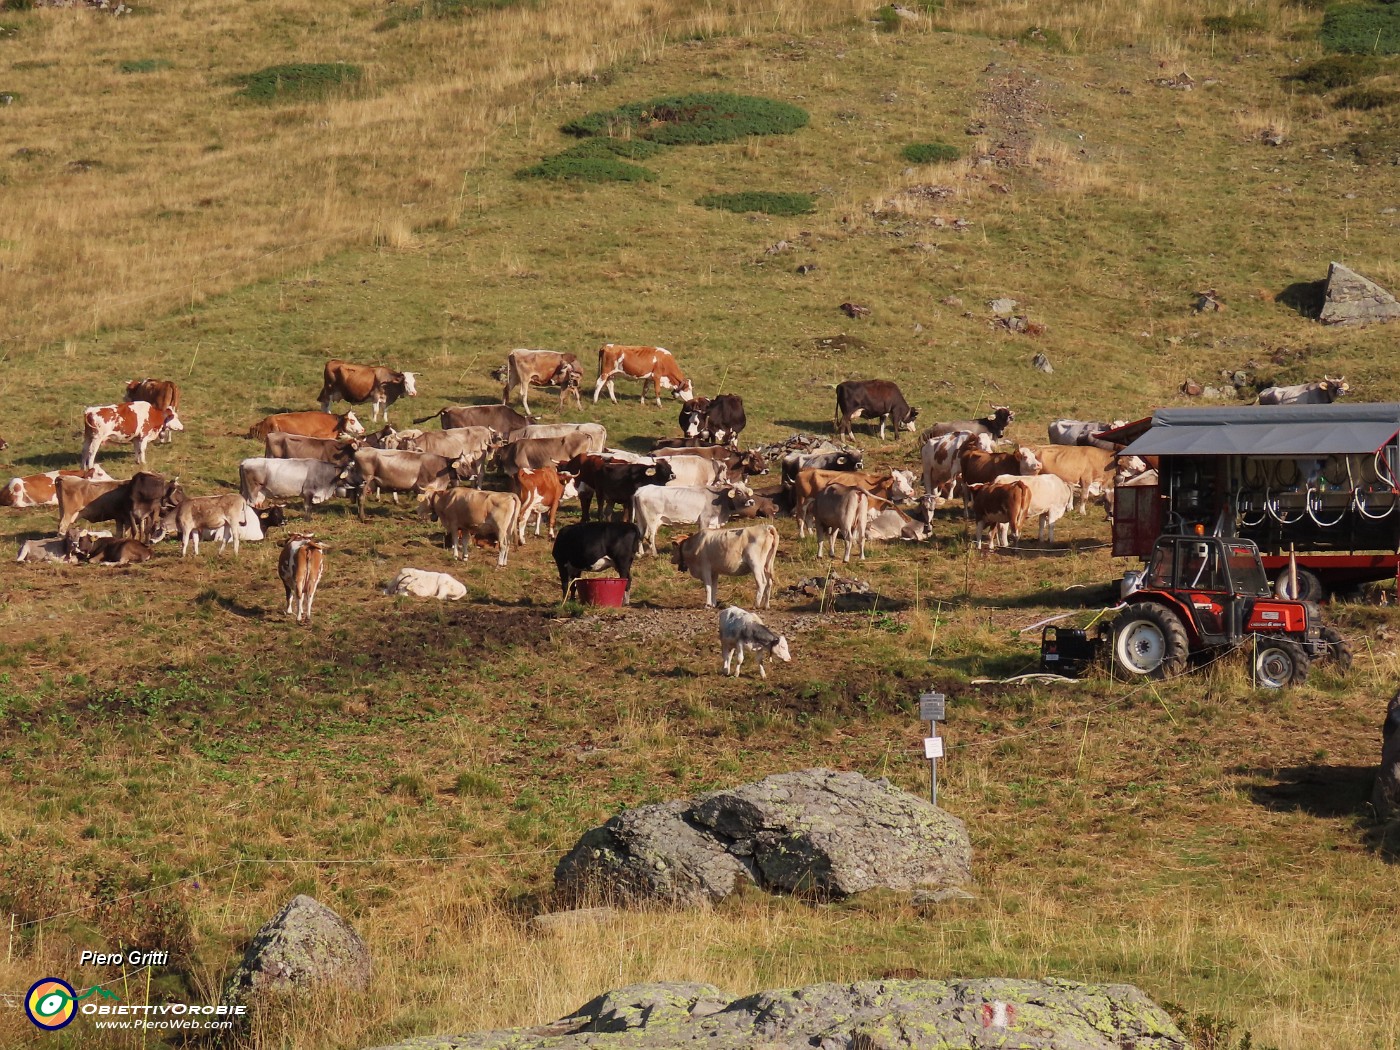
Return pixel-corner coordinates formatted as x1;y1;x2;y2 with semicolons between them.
1121;403;1400;457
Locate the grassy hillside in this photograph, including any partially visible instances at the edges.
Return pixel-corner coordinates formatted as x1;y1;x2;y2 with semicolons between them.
2;1;1400;1048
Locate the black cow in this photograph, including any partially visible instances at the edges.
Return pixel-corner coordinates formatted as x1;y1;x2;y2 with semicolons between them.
562;455;675;523
412;404;534;437
680;395;746;448
553;522;643;602
921;406;1016;444
125;471;183;543
834;380;919;441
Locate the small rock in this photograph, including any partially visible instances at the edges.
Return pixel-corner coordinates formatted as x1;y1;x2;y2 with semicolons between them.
1031;352;1053;373
1261;127;1285;147
796;263;817;275
1193;291;1225;313
912;886;977;904
839;302;871;319
942;296;963;307
765;240;790;255
988;297;1018;317
1181;378;1204;396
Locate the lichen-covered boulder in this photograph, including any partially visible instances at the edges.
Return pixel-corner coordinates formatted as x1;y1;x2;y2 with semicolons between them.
1320;261;1400;327
363;977;1189;1050
219;894;372;1017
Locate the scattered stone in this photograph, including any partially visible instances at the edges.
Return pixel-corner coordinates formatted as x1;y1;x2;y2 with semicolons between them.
1180;379;1204;396
794;574;870;597
912;886;977;904
1319;261;1400;327
942;295;963;307
527;907;620;935
988;297;1018;317
1261;126;1285;147
1031;352;1053;373
765;240;791;254
840;301;871;319
796;263;817;275
364;977;1189;1050
1150;71;1195;89
912;322;923;334
808;334;868;352
889;3;924;21
1193;290;1225;313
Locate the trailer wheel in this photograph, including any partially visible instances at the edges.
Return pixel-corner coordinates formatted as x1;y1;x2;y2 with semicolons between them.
1320;625;1354;674
1112;603;1190;680
1273;567;1324;602
1253;637;1310;688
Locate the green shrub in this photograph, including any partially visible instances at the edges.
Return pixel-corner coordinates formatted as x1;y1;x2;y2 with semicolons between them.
902;141;960;164
377;0;524;30
562;92;809;146
454;770;503;798
1335;85;1400;107
516;154;657;182
234;62;363;103
697;191;816;216
118;58;171;74
1201;13;1267;34
1322;3;1400;54
1287;54;1380;90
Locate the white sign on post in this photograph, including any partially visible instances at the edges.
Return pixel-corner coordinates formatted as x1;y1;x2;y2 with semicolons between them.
923;736;944;759
918;690;947;806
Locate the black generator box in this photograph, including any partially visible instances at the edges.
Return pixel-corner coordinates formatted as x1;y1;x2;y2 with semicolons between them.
1040;626;1100;677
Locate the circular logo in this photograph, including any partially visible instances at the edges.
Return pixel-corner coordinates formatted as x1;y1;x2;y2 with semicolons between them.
25;978;77;1030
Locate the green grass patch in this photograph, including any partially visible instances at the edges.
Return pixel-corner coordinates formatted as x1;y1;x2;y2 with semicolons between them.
560;138;666;160
233;62;363;103
118;58;172;74
562;92;809;145
1017;25;1068;49
1321;3;1400;55
1335;84;1400;107
696;190;816;215
1348;112;1400;162
376;0;524;31
1287;54;1381;90
902;141;960;164
515;154;657;182
1201;13;1268;35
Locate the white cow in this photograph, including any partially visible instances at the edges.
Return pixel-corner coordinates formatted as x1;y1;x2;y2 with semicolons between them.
993;473;1075;542
807;484;870;562
662;454;732;489
632;484;755;556
718;606;791;679
1257;376;1349;405
239;458;345;512
382;568;468;601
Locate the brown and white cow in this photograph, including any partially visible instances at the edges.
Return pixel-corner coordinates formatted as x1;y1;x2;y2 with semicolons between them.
318;359;418;423
81;403;183;470
418;488;521;566
672;524;779;609
593;344;695;406
501;349;582;414
807;484;870;562
792;468;917;538
125;379;181;443
247;411;364;441
510;466;578;543
2;467;112;509
279;534;327;624
958;447;1042;490
153;493;250;557
921;431;995;508
968;480;1032;551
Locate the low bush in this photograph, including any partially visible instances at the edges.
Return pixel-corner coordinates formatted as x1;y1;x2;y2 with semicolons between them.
119;58;171;74
516;154;657;182
1201;13;1267;35
697;191;816;215
1322;3;1400;55
234;62;363;103
1287;54;1380;91
1334;85;1400;108
902;141;960;164
563;92;808;145
376;0;524;31
562;138;666;160
873;4;939;31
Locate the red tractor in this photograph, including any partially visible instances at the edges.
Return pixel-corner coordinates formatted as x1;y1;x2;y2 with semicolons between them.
1109;535;1351;687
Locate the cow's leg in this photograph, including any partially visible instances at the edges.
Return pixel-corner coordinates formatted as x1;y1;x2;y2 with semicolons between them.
134;436;149;465
606;377;618;403
703;571;718;608
181;530;192;558
879;416;888;441
230;525;240;556
756;649;768;680
722;639;735;676
732;641;745;676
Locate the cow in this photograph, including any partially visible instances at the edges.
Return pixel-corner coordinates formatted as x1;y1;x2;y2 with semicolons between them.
512;422;608;454
672;524;780;609
344;448;465;522
632;484;756;555
1258;376;1350;406
680;395;746;447
402;427;502;485
279;535;327;624
921;431;995;507
594;344;695;405
779;448;863;491
264;432;360;466
383;567;468;601
2;467;113;509
363;425;406;449
792;468;917;538
501;349;582;414
56;475;131;536
562;455;674;522
246;411;364;441
80;403;183;469
124;379;181;443
718;606;791;679
958;447;1043;489
994;473;1075;543
731;492;780;520
418;488;521;565
317;359;418;423
238;458;345;512
199;504;281;545
553;522;643;601
17;535;81;563
413;404;534;437
152;493;250;556
510;466;578;543
125;471;184;543
968;480;1032;551
1025;445;1119;514
807;484;870;562
834;380;919;441
866;506;932;542
659;455;732;490
1047;419;1126;451
496;432;595;476
72;536;153;565
921;406;1017;446
654;445;768;480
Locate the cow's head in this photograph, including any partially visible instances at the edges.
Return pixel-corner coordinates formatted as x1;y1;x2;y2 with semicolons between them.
901;406;920;430
992;406;1015;424
415;491;442;522
770;636;793;664
1324;375;1350;399
1014;446;1042;474
671;535;694;572
400;372;419;397
679;398;709;437
889;470;918;503
558;471;580;501
673;379;696;402
340;411;366;436
259;505;287;529
741;450;768;475
161;408;185;434
125;378;148;399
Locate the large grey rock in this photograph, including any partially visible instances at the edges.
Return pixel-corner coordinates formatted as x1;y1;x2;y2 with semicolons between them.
1320;262;1400;327
219;894;372;1017
364;977;1188;1050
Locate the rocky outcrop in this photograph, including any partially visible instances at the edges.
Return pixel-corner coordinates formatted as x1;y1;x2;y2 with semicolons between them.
365;977;1189;1050
555;769;971;905
1320;262;1400;327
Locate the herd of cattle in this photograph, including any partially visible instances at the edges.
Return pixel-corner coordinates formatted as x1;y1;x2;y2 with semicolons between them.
1;346;1352;638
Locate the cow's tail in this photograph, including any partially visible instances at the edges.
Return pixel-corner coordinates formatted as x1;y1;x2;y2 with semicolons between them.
764;524;779;588
411;410;441;426
503;496;521;559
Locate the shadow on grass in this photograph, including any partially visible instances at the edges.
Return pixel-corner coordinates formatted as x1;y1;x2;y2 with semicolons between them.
194;588;267;619
1248;763;1375;819
1275;279;1327;319
773;419;836;434
13;451;75;469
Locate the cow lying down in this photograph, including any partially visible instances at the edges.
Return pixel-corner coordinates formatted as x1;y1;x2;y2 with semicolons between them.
719;606;791;679
16;530;111;564
383;567;467;601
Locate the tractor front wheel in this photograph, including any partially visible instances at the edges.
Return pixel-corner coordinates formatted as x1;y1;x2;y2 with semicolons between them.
1112;603;1190;681
1252;637;1310;688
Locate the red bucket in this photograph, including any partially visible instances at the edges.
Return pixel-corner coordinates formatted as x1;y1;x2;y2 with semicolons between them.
574;577;628;607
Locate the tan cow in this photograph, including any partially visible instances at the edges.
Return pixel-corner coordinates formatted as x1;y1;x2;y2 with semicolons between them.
279;534;327;624
808;484;870;562
317;359;418;423
418;488;521;566
792;468;917;538
153;493;250;556
56;475;129;535
247;411;364;441
672;524;779;609
593;344;695;406
1027;445;1116;513
501;349;582;414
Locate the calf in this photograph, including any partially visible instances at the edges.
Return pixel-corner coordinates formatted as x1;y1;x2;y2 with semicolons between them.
382;567;467;601
72;535;153;565
279;535;327;624
631;484;756;555
2;467;112;509
968;480;1032;551
553;522;643;601
994;473;1074;543
247;411;364;441
1258;376;1349;406
418;488;521;566
317;359;418;423
672;524;780;609
807;484;870;563
792;468;917;538
866;506;932;541
510;466;578;543
920;406;1016;444
126;471;183;543
239;458;345;513
834;380;919;441
124;379;181;443
153;493;250;556
81;402;183;469
17;535;79;563
921;431;995;507
718;606;791;679
563;455;674;523
680;394;746;447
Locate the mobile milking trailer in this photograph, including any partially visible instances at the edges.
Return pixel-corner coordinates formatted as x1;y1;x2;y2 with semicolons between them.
1110;402;1400;599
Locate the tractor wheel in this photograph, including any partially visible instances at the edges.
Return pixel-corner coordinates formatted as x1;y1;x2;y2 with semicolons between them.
1252;637;1310;688
1111;603;1191;681
1274;567;1325;602
1320;625;1354;674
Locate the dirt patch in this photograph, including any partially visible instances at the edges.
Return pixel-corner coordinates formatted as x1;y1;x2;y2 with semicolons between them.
971;67;1052;168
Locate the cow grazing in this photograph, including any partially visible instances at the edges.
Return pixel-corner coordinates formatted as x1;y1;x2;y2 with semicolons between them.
968;480;1032;550
125;471;183;543
672;524;780;609
418;488;521;566
632;484;756;555
317;359;418;423
2;467;112;509
72;535;153;565
247;411;364;441
1258;376;1350;406
496;431;595;476
513;422;608;454
807;484;870;562
81;403;183;469
792;468;917;539
718;606;791;679
264;432;360;466
958;446;1043;489
56;475;131;536
345;448;465;522
383;567;467;601
680;395;746;447
279;535;327;624
553;522;643;601
920;406;1016;445
239;458;345;512
124;379;181;443
834;380;919;441
1027;444;1118;513
153;493;250;556
510;466;578;543
921;431;995;507
501;349;582;414
413;404;534;437
1047;419;1125;451
594;344;695;405
563;455;674;522
994;473;1074;543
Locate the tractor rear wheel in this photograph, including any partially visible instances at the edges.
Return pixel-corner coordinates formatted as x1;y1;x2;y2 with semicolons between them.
1112;602;1190;680
1252;637;1310;688
1320;625;1353;674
